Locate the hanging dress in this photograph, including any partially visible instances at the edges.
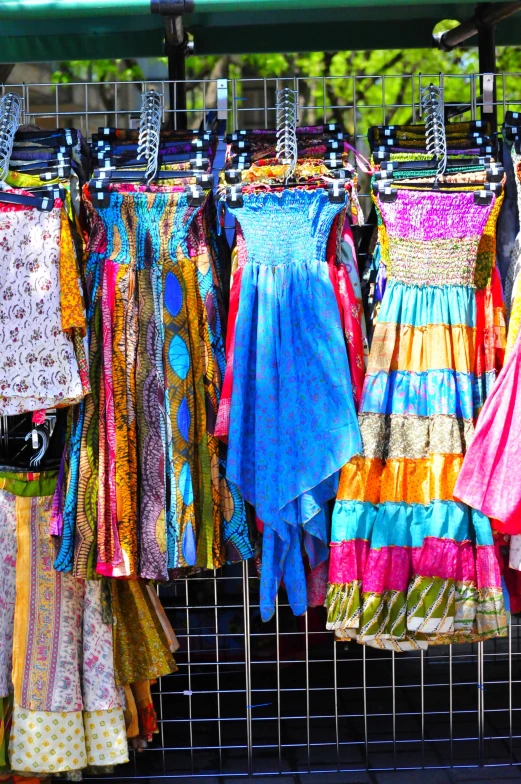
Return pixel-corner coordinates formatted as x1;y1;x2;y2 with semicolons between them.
0;201;86;416
326;188;507;650
226;188;362;621
454;325;521;534
55;188;250;580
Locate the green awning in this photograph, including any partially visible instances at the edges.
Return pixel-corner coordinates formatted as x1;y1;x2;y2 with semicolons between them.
0;0;519;62
188;3;521;55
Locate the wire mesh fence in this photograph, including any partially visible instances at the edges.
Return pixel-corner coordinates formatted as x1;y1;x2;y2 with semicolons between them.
2;72;520;781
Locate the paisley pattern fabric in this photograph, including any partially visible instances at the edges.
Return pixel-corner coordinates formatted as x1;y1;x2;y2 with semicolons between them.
0;202;85;415
59;209;87;338
56;196;107;579
163;198;203;571
327;214;367;409
326;187;507;650
13;495;84;713
0;476;130;775
188;206;252;565
226;189;362;621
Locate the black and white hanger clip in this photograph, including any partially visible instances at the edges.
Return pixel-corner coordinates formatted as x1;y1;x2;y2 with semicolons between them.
92;189;112;208
185;184;205;207
225;169;243;185
195;172;213;188
374;181;397;202
189;155;210;171
327;180;346;204
230;139;252;153
325;155;344;170
374;169;394;182
474;190;494;206
227;130;248;142
486;164;504;183
326;138;344;152
226;184;244;208
40;164;71;180
330;168;353;181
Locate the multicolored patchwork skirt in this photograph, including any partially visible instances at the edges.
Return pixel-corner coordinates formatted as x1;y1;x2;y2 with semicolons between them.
326;187;508;650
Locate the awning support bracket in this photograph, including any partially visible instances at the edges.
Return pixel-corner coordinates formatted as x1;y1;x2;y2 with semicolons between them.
433;2;521;129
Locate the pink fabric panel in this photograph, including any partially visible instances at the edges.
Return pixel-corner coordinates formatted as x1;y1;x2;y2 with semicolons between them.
307;560;329;607
455;540;477;584
215;265;244;440
411;537;469;581
476;545;502;589
362;546;411;594
328;539;369;584
454;327;521;530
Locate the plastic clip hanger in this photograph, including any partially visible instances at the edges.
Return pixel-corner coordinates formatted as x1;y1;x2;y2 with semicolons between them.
226;184;243;208
327;180;346;204
0;190;55;211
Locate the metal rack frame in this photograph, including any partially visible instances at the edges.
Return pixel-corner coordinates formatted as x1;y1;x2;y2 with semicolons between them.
3;72;521;782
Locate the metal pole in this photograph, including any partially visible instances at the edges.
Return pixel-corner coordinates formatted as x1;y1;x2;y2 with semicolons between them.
435;0;521;50
478;9;497;130
164;15;188;130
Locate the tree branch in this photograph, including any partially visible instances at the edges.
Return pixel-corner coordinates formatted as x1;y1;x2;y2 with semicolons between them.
323;52;346;127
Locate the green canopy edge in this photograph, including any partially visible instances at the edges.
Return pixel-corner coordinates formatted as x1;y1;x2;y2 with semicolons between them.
0;0;519;62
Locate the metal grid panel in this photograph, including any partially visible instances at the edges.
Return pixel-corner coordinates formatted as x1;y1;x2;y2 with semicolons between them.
3;73;521;781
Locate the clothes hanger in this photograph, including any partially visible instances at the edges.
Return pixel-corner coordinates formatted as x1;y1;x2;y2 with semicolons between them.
226;123;343;142
9;156;71;172
15;128;78;146
0;408;66;471
0;190;55;211
373;179;501;204
93;154;210;175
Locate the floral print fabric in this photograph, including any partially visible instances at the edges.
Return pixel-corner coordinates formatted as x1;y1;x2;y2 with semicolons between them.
0;491;17;699
0;203;85;415
0;480;130;776
82;581;121;712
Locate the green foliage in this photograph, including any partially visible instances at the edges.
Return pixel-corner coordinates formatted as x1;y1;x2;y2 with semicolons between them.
180;47;488;129
51;59;144;85
52;47;521;130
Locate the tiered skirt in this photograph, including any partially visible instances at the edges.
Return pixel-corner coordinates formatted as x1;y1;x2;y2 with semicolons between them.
326;188;507;651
